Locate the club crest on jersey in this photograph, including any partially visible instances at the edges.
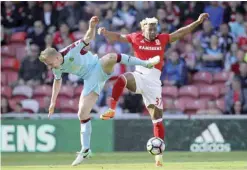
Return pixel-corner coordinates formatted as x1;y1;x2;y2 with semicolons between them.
155;39;161;45
69;57;74;62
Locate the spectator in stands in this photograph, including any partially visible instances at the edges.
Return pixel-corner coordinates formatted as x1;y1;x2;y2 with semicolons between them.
204;2;224;29
218;23;235;54
18;44;47;87
19;2;42;29
40;2;58;33
156;8;173;33
192;37;204;63
239;62;247;88
27;21;46;50
230;49;245;75
181;43;197;72
179;2;205;24
1;97;12;114
198;20;215;49
164;99;183;115
223;2;242;23
1;2;21;29
200;35;224;73
114;2;137;30
225;43;238;71
238;22;247;52
135;1;156;29
161;51;188;87
229;11;245;38
100;9;113;31
225;75;247;114
58;2;83;31
53;1;66;11
73;20;88;40
163;1;180;29
197;100;222;115
44;34;56;49
53;22;75;50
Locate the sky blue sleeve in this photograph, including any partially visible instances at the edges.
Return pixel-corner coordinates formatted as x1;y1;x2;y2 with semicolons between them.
70;39;89;55
52;69;62;80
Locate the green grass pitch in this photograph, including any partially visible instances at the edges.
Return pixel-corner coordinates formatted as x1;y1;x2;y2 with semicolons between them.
2;152;247;170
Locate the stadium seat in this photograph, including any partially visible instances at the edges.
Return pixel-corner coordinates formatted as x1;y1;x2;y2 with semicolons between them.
11;43;27;61
21;99;39;113
4;71;18;85
174;98;188;112
1;86;12;99
1;45;16;58
1;58;20;72
213;72;230;85
12;85;33;103
216;99;225;112
58;85;74;99
192;71;213;85
33;85;52;98
178;85;199;100
162;86;178;99
219;85;227;98
1;72;7;85
74;85;83;98
57;98;78;113
34;97;46;109
184;99;207;114
10;32;27;43
193;83;209;90
199;85;220;100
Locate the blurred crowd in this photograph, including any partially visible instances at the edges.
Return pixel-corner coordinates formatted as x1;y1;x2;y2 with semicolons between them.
1;1;247;116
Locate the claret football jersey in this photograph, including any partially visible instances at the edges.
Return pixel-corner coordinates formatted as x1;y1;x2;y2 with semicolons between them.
126;32;170;71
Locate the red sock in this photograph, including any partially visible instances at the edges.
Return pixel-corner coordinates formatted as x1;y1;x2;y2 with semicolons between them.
110;75;126;110
153;120;165;140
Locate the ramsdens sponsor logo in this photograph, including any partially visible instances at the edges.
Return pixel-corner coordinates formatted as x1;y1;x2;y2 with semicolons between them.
190;123;231;152
139;46;162;51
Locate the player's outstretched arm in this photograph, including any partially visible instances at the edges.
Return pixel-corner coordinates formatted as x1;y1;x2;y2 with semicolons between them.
83;16;99;44
98;27;129;43
169;13;209;43
48;78;62;118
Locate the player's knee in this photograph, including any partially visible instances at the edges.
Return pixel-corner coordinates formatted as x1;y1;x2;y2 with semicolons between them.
105;53;117;63
77;110;90;120
151;109;163;120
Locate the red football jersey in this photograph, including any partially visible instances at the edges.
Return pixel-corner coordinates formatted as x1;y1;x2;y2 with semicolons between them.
126;32;170;71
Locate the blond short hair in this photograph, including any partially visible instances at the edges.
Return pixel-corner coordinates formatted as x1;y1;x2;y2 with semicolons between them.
39;47;57;62
140;17;158;30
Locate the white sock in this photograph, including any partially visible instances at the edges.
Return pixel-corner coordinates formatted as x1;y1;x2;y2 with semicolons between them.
80;120;92;153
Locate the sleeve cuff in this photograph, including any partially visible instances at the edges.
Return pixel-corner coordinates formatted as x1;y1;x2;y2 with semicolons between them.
83;40;89;47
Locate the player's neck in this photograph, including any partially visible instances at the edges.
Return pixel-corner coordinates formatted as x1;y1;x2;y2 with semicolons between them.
59;55;64;65
144;37;154;42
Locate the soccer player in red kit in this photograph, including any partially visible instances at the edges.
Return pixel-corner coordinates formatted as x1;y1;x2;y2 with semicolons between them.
98;13;209;167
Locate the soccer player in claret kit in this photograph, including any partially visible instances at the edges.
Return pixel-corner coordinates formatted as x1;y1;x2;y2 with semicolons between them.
39;16;160;166
98;13;209;167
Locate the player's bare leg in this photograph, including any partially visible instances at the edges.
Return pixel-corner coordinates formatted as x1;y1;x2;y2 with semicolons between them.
100;73;136;120
72;92;99;166
147;105;164;167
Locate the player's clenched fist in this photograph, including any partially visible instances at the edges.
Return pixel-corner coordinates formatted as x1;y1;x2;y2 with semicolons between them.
97;27;107;36
197;13;209;24
48;103;55;118
89;16;99;28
